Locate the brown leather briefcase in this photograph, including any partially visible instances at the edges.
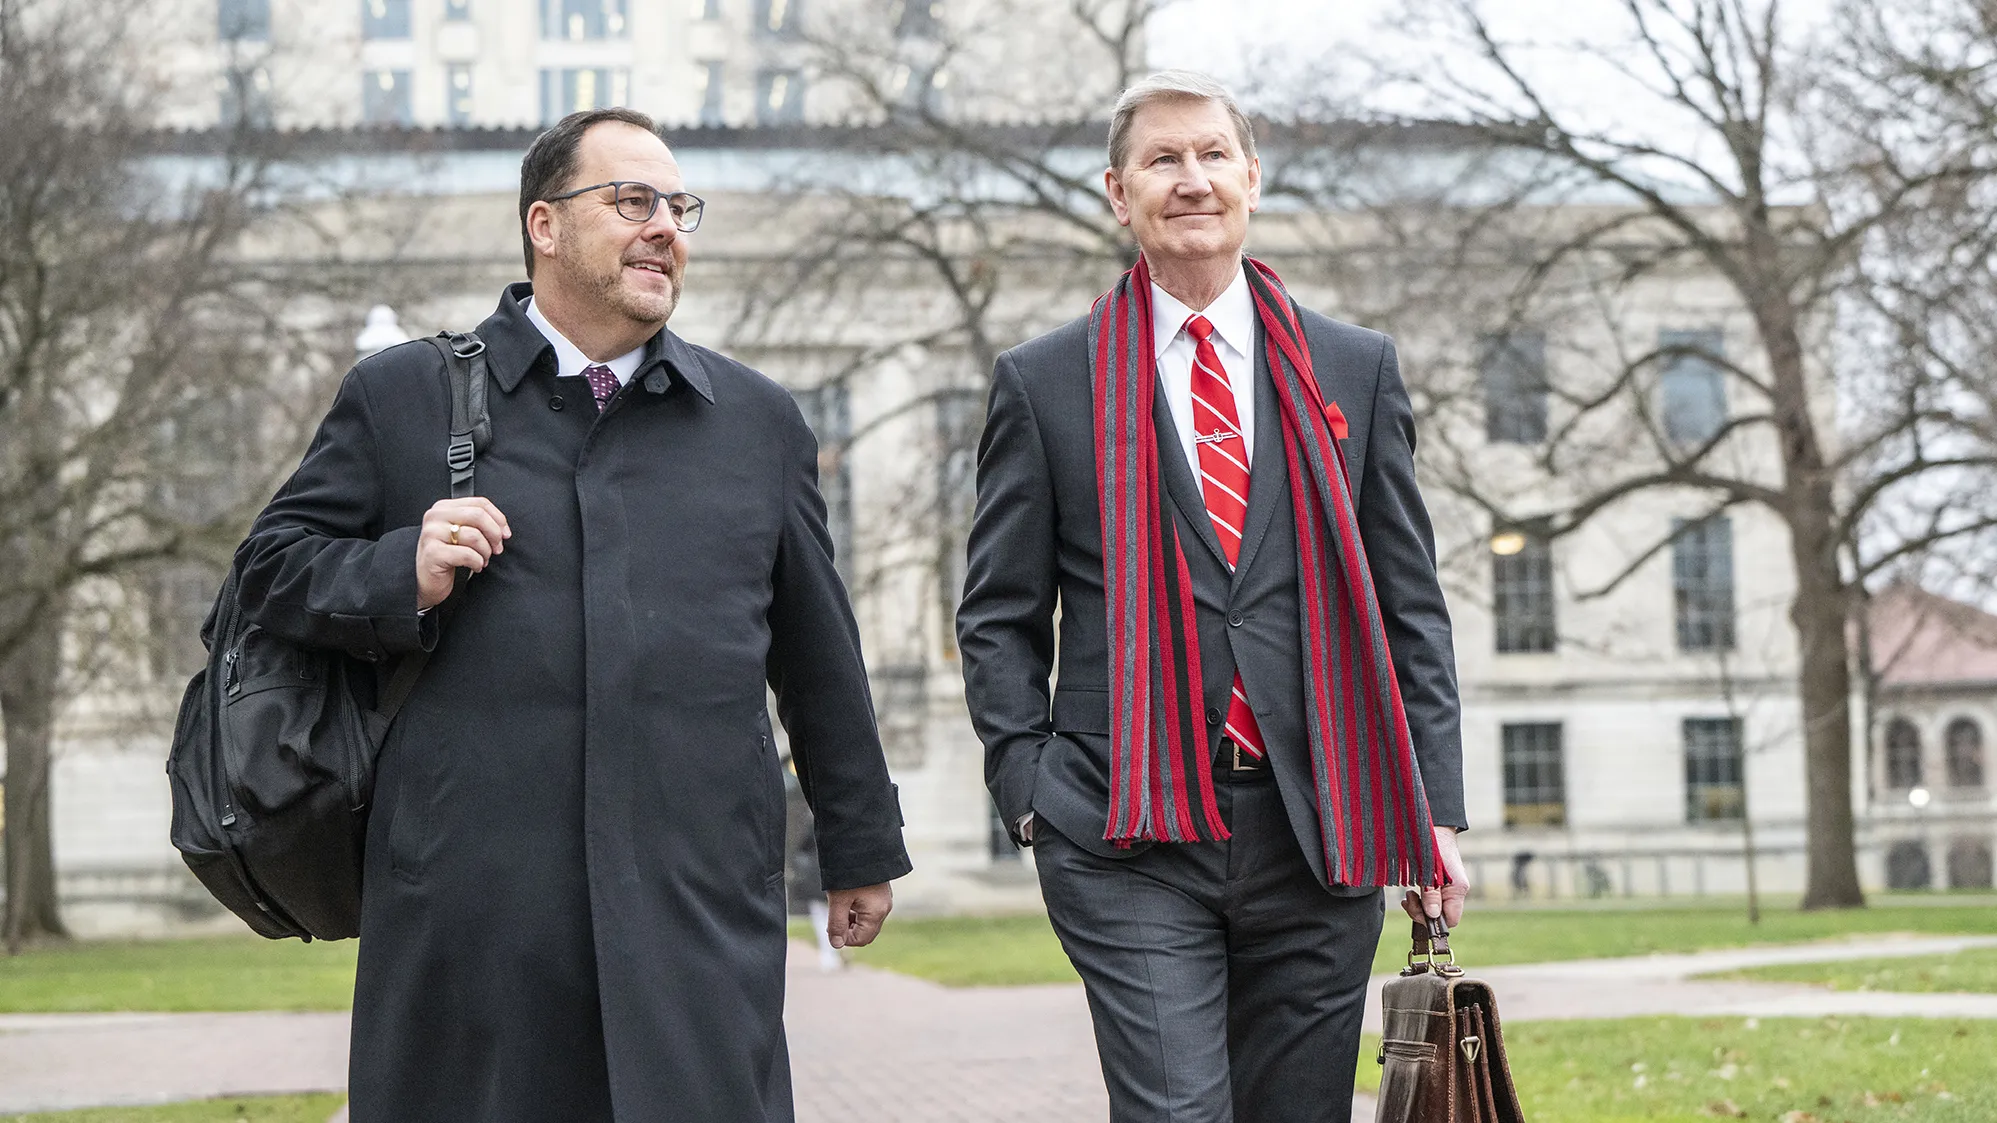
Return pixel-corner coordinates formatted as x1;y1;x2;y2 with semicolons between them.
1375;916;1527;1123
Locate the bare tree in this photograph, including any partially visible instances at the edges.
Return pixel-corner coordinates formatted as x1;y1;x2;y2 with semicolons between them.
724;0;1163;668
1299;0;1997;908
0;0;395;947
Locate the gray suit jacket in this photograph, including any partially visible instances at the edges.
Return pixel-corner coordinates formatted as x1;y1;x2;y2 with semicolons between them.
955;303;1467;889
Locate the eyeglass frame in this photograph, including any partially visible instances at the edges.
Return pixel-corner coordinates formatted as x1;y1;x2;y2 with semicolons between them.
542;181;706;232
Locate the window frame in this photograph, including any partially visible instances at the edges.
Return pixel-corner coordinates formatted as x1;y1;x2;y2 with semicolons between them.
361;68;414;126
1671;515;1736;653
1683;716;1746;823
1659;328;1728;446
1501;722;1567;829
1480;330;1549;445
361;0;413;40
1945;717;1985;789
218;0;271;41
540;0;630;40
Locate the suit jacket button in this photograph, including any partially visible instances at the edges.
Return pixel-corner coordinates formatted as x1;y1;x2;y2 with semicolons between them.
1228;612;1244;627
549;395;565;411
1205;706;1221;725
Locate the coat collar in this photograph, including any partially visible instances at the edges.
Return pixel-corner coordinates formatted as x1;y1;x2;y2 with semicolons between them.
477;282;715;404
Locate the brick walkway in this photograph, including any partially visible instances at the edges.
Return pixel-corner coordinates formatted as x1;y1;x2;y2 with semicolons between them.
11;935;1995;1120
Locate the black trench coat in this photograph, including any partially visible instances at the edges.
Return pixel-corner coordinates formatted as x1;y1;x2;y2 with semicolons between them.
236;284;911;1123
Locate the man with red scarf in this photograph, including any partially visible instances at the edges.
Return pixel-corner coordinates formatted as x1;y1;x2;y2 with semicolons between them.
958;70;1469;1121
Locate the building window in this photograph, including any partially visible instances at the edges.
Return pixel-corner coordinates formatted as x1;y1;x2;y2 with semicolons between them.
792;384;852;577
703;0;722;17
1491;527;1555;653
699;61;726;125
1883;717;1923;789
1946;718;1985;788
1501;723;1566;828
447;64;474;125
897;0;940;37
539;68;629;122
363;70;413;125
754;0;800;37
1671;516;1734;652
889;62;946;114
1885;840;1931;890
1659;328;1727;446
541;0;628;39
1481;331;1547;444
219;65;274;127
756;68;805;124
1948;838;1994;889
218;0;270;40
444;0;472;19
362;0;412;39
1684;717;1744;822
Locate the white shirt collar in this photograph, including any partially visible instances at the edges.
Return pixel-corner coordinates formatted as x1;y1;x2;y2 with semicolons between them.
523;296;645;386
1150;266;1253;362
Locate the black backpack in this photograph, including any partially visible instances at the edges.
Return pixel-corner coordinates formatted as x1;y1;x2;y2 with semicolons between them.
167;332;491;940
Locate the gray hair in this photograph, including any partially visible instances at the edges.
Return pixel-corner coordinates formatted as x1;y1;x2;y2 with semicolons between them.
1107;70;1257;172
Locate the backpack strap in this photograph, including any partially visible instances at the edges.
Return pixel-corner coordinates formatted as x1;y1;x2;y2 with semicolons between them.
372;331;492;735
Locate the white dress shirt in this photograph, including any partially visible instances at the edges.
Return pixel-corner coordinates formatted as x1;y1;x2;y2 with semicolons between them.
523;297;645;386
1151;267;1256;477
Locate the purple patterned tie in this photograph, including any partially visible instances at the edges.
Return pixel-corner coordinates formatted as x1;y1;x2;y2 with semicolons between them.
584;364;619;412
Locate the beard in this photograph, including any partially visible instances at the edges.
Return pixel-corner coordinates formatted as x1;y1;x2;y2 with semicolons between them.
560;226;681;325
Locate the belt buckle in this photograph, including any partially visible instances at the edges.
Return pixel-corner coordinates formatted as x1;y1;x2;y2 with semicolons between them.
1230;738;1261;772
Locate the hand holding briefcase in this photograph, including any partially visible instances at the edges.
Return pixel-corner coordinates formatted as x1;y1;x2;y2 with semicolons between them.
1375;916;1526;1123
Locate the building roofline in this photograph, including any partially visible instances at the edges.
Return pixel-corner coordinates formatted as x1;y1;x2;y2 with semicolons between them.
138;117;1479;157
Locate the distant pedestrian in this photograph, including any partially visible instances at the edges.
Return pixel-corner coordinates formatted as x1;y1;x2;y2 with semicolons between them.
1512;851;1536;899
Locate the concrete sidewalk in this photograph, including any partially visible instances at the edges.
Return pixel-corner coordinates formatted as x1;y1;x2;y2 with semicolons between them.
7;933;1993;1120
1379;933;1997;1029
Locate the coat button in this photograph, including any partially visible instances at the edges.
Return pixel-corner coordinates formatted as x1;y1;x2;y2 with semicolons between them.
1228;612;1244;627
1205;706;1221;725
549;395;565;411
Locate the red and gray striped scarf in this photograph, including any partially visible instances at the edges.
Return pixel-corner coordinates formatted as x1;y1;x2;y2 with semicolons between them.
1089;255;1444;888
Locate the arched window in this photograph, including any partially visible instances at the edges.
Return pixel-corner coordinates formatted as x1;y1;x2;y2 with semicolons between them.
1886;840;1932;890
1885;718;1923;789
1948;838;1994;890
1946;719;1986;789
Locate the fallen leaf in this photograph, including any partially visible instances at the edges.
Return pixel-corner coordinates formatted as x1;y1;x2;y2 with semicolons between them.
1700;1099;1747;1118
1778;1113;1823;1123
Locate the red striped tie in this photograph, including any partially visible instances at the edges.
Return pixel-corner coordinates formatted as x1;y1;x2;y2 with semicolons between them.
1185;314;1266;762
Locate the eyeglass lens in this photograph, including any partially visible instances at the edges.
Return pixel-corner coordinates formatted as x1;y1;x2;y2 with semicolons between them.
614;184;703;231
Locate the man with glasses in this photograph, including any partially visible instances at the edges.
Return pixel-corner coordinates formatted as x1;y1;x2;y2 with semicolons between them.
235;107;910;1123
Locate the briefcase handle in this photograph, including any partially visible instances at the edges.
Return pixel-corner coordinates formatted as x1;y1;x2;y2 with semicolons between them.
1404;914;1463;977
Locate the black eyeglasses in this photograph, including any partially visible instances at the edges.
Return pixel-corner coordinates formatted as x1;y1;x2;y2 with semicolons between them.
544;181;705;232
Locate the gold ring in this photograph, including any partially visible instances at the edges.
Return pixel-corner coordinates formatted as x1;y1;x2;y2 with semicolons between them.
447;523;461;546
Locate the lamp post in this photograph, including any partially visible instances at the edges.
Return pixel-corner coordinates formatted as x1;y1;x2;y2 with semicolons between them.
354;304;410;361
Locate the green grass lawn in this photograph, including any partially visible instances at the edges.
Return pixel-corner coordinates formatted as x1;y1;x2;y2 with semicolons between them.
1354;1017;1993;1123
808;899;1997;988
2;897;1990;1014
0;1094;344;1123
1713;945;1997;995
0;937;357;1013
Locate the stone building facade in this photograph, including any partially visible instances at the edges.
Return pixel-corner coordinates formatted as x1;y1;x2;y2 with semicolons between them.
33;121;1989;933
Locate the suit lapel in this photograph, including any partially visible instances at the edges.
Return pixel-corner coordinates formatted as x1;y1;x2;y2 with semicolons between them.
1231;323;1287;590
1151;379;1229;570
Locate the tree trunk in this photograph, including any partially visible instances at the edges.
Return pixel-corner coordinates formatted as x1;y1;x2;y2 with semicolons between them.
1;601;68;951
1788;516;1866;909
